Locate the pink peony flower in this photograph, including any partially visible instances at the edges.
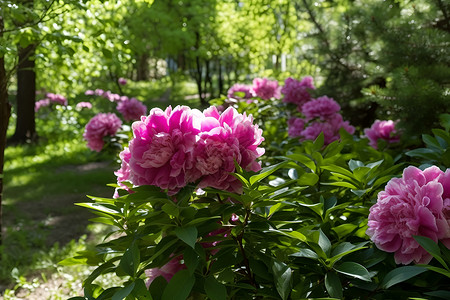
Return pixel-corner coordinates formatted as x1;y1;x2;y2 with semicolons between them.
85;90;95;96
187;106;264;193
76;102;92;109
118;77;127;85
46;93;68;106
35;99;51;112
297;114;354;145
281;76;315;107
83;113;122;152
116;97;147;122
227;84;253;99
301;96;341;120
115;106;200;193
367;166;450;265
288;117;305;138
364;120;400;149
145;256;186;287
250;78;281;100
115;105;265;195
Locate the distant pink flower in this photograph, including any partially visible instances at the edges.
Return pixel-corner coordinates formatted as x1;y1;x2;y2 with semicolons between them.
364;120;400;149
296;114;354;145
76;102;92;109
288;117;305;138
301;96;340;120
35;99;50;112
116;98;147;121
227;84;253;99
367;166;450;265
94;89;105;96
115;106;200;193
251;78;281;100
85;90;95;96
45;93;68;106
83;113;122;152
118;77;127;85
145;256;185;287
281;76;315;107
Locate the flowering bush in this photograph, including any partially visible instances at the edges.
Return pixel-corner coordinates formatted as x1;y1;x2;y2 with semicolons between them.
35;92;68;111
288;96;355;144
69;100;450;299
367;166;450;264
281;76;315;107
250;77;281;100
364;119;400;149
83;113;122;152
116;97;147;121
227;83;253;100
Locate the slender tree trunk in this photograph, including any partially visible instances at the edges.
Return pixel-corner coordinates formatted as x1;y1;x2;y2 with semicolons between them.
10;43;37;144
136;53;149;81
0;15;11;247
218;59;223;95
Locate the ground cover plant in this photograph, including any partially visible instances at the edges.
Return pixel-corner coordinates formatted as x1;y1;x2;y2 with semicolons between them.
63;76;450;299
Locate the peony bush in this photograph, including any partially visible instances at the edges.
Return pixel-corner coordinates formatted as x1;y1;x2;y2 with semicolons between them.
66;78;450;299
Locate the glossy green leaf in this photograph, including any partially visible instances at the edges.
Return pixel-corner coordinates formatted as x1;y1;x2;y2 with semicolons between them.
318;230;331;257
272;260;292;300
249;161;289;186
334;262;371;282
175;226;197;249
413;235;448;269
325;271;343;299
161;270;195;300
118;243;140;277
112;282;135;300
297;172;319;186
380;266;427;289
204;276;227;300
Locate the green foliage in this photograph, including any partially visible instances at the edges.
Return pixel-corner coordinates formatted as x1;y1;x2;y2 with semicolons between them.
68;125;450;299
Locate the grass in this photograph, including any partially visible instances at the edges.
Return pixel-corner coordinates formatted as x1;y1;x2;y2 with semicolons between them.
1;78;203;298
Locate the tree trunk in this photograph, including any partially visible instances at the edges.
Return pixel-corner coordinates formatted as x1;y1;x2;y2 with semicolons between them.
136;53;149;81
218;59;223;96
10;43;37;144
0;15;11;247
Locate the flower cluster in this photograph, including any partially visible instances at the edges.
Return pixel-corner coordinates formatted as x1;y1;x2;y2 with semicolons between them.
281;76;315;107
364;119;400;149
288;96;355;145
83;113;122;152
75;102;93;110
35;92;68;112
227;84;253;100
118;77;127;85
115;105;264;195
85;89;126;102
116;97;147;122
250;78;281;100
367;166;450;264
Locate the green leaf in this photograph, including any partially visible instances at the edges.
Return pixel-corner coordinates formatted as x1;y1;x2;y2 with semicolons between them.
380;266;427;289
290;248;319;260
332;223;358;240
325;271;343;299
204;276;227;300
418;265;450;278
112;282;135;300
334;262;371;282
271;260;292;300
413;235;448;269
287;154;316;172
149;276;167;300
297;172;319;186
183;247;199;275
118;243;140;277
249;161;288;186
131;279;153;299
161;269;195;300
348;160;364;171
162;203;179;218
313;132;324;151
175;226;198;249
318;230;331;257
